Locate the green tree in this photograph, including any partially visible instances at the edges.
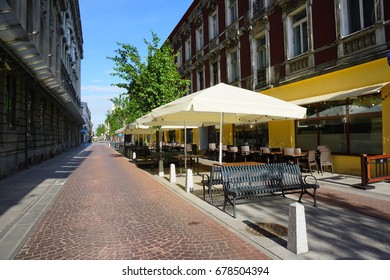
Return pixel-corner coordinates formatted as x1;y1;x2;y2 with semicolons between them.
95;124;106;138
106;32;190;131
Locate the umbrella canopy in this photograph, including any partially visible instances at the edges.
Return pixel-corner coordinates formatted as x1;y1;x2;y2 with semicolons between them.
139;83;307;164
150;83;306;124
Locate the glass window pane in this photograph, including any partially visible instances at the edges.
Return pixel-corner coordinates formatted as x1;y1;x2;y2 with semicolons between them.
296;120;318;151
349;93;382;115
363;0;375;28
302;21;308;53
348;0;362;33
318;100;347;117
293;25;301;56
319;118;347;153
350;116;382;154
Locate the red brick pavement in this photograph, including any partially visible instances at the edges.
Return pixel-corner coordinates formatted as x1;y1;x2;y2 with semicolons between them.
15;144;271;260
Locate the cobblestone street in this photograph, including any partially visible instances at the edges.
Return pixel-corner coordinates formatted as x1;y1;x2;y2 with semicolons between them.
14;144;270;260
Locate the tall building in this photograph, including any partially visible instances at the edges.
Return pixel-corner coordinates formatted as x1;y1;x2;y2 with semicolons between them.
0;0;84;178
81;102;92;143
167;0;390;175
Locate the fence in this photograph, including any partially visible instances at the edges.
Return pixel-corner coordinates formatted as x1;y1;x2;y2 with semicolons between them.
360;154;390;188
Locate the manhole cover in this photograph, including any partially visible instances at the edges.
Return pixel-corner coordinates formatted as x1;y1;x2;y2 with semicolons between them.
245;222;288;238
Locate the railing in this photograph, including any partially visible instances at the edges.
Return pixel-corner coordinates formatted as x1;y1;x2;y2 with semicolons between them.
361;154;390;187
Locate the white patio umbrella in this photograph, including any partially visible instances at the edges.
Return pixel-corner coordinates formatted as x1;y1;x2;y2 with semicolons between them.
139;83;307;164
136;113;209;169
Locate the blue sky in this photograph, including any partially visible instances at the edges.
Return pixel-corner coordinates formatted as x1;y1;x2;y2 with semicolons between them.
79;0;193;129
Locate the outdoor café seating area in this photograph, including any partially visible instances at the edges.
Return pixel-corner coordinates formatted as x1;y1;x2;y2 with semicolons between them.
203;143;334;174
117;138;334;177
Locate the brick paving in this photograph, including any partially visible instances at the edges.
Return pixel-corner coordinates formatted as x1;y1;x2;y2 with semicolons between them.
15;144;271;260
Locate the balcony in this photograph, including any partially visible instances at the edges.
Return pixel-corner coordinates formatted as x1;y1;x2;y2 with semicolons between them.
342;29;377;56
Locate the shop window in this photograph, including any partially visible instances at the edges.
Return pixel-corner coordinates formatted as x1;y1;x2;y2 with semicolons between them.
296;93;383;155
349;116;382;154
234;123;269;148
296;119;318;151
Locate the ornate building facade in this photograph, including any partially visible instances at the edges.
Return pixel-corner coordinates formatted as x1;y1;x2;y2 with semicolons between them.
0;0;84;177
167;0;390;174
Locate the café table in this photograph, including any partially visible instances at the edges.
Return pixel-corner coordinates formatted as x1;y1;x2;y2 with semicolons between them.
280;153;308;164
213;161;264;167
173;154;207;175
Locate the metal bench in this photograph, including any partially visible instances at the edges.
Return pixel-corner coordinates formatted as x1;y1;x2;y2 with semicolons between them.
220;163;319;218
201;166;222;204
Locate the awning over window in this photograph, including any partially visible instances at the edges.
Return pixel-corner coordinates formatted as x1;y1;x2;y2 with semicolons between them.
291;83;389;105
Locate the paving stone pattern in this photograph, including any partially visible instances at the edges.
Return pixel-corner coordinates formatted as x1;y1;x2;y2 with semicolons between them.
15;145;270;260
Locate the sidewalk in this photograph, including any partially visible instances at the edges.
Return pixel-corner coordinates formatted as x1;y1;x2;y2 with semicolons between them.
139;154;390;260
1;143;390;260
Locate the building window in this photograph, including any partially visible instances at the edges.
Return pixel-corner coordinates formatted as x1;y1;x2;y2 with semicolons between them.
176;47;182;67
210;61;219;86
197;69;204;90
185;38;191;61
228;50;239;83
196;25;204;51
252;0;265;19
287;7;308;58
209;12;218;39
254;34;267;86
6;74;16;129
340;0;376;36
227;0;238;25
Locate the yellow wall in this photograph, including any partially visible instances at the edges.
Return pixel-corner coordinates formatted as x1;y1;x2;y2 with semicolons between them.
222;124;234;145
262;58;390;175
332;155;361;176
268;120;296;149
263;58;390;101
382;83;390;154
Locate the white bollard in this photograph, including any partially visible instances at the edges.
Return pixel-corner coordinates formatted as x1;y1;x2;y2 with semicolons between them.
158;160;164;177
132;152;137;160
169;163;176;183
287;202;309;254
185;169;193;193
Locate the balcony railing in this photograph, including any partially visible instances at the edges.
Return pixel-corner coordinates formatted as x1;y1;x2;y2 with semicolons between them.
343;29;376;56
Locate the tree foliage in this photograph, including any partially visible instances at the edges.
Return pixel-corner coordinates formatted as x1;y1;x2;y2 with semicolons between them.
104;32;190;135
95;124;106;137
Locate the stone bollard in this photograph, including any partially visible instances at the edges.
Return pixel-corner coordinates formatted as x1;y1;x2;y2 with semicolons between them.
169;163;176;183
158;160;164;177
287;202;309;254
185;169;193;193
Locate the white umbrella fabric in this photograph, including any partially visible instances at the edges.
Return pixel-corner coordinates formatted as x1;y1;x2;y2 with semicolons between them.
139;83;307;164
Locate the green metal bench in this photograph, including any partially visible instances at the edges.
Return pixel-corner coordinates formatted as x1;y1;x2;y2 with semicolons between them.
220;163;319;218
201;166;222;204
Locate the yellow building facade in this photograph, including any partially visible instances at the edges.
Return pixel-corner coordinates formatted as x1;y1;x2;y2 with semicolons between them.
264;57;390;175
